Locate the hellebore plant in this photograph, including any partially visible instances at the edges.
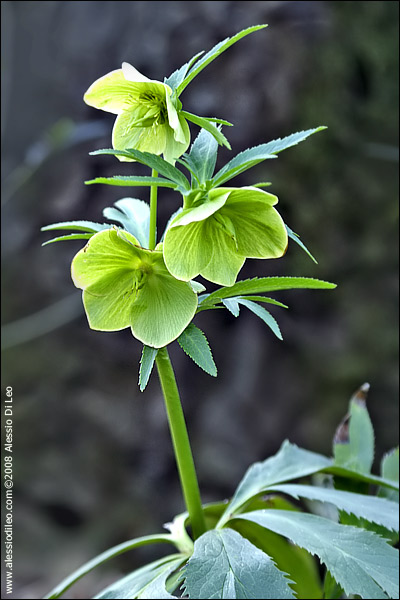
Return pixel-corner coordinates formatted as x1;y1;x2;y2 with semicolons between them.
42;25;399;600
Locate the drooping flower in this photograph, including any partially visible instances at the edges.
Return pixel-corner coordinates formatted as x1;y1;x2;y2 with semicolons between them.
71;229;198;348
163;187;288;287
84;62;190;164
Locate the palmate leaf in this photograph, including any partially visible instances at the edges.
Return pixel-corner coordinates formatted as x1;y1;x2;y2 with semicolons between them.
202;277;336;308
379;448;399;502
90;148;190;191
237;298;283;340
177;323;217;377
103;198;150;248
164;51;205;90
218;441;332;527
267;483;399;532
212;127;326;187
235;510;399;599
176;25;268;95
94;554;185;599
182;528;295;599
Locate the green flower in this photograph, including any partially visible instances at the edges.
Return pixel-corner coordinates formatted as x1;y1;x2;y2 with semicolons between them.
84;62;190;164
163;186;288;287
71;229;198;348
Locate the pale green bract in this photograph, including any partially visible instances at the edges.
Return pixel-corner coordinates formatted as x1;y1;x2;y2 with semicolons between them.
71;229;198;348
84;62;190;164
163;186;288;286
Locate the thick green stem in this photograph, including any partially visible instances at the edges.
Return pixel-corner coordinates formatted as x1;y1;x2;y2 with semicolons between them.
156;347;206;539
149;169;158;250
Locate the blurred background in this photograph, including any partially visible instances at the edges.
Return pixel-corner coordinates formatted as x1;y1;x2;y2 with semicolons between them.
1;1;398;597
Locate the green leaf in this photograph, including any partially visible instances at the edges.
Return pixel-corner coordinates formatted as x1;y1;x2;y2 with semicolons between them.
203;277;336;308
333;383;375;474
232;519;322;600
177;323;217;377
85;176;177;188
139;346;158;392
182;527;295;599
379;448;399;502
187;128;219;184
221;297;240;316
181;111;231;149
238;295;288;309
91;148;190;191
176;25;268;95
237;298;283;340
218;441;332;526
268;483;399;532
164;51;205;90
41;220;108;233
286;225;318;264
323;465;399;491
94;554;185;599
212;127;326;187
219;295;288;317
103;198;150;248
44;534;178;599
42;233;94;246
235;510;399;599
323;571;344;600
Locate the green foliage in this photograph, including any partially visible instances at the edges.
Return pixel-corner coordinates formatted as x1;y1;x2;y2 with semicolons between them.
177;323;217;377
182;528;295;599
139;346;158;392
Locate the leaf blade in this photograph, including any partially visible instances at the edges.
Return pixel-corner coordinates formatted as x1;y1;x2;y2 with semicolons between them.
237;298;283;340
85;176;177;188
139;346;158;392
177;323;217;377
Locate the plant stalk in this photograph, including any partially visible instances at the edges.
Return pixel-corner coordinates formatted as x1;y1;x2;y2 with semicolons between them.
156;347;206;539
149;169;158;250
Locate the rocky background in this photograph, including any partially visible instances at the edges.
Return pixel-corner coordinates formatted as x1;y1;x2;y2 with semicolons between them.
1;1;398;598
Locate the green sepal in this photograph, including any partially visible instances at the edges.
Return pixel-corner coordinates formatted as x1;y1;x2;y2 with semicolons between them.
177;323;217;377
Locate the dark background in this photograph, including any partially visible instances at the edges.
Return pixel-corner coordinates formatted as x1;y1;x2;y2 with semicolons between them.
1;1;398;598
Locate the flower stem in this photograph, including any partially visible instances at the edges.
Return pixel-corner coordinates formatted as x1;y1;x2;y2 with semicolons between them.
155;347;206;540
149;169;158;250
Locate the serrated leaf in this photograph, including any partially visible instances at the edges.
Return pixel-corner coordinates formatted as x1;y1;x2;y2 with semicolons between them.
94;554;185;599
218;441;332;526
164;51;205;90
286;225;318;264
237;298;283;340
103;198;150;248
91;148;190;190
232;519;322;600
236;510;399;599
187;128;219;184
222;297;240;316
44;534;178;599
323;465;399;491
268;483;399;531
181;111;231;149
182;528;295;599
139;346;158;392
203;277;336;308
212;127;326;187
238;295;288;309
41;220;108;233
177;323;217;377
176;25;268;95
42;233;93;246
85;176;177;188
334;384;375;474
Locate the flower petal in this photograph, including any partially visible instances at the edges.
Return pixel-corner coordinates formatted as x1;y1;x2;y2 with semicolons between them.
221;187;288;258
112;112;167;159
84;69;140;115
121;62;151;83
163;219;212;281
200;219;245;286
163;115;190;164
130;255;198;348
